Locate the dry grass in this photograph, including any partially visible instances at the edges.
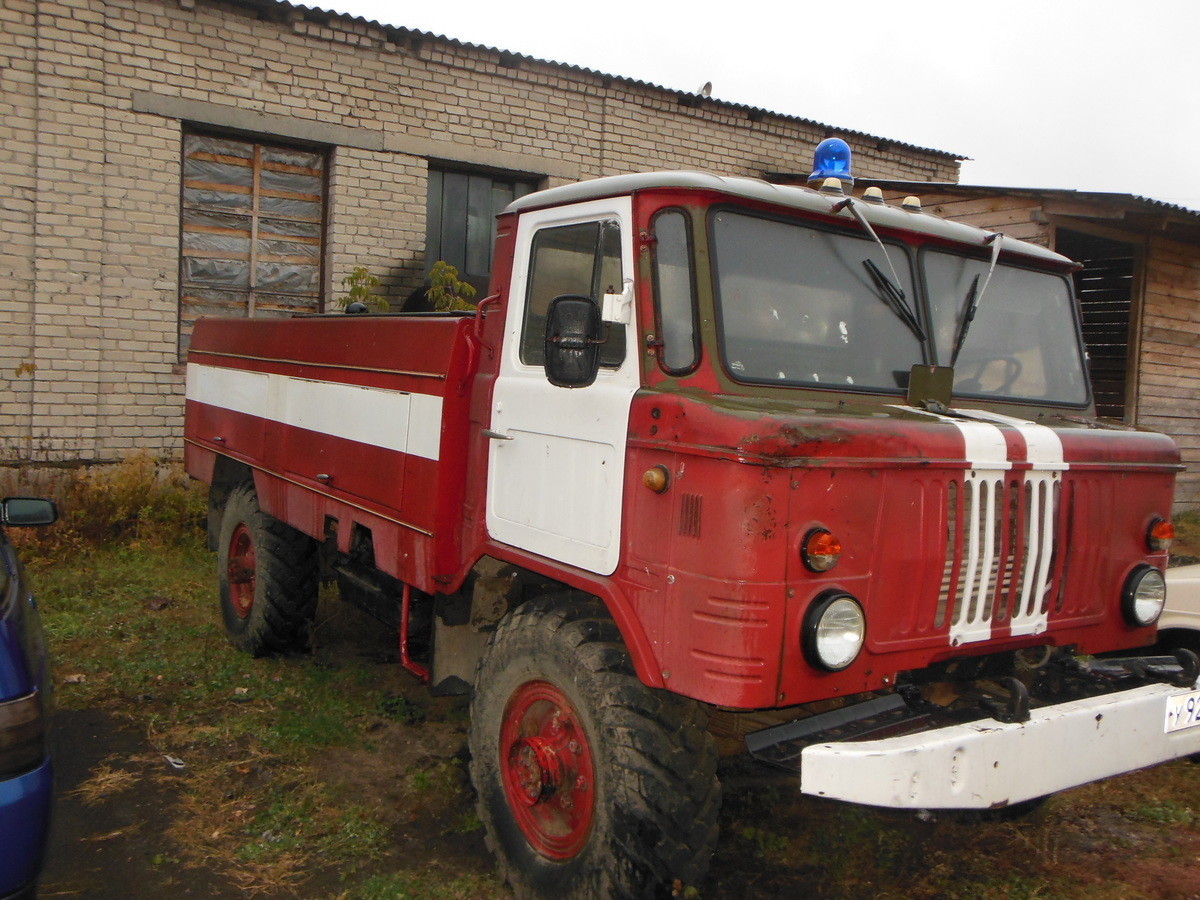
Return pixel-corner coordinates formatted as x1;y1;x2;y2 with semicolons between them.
0;452;205;561
70;761;143;806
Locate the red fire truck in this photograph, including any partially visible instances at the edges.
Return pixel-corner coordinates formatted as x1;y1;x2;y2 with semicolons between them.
185;147;1200;897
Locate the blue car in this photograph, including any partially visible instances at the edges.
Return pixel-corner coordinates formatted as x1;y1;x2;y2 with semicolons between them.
0;498;56;900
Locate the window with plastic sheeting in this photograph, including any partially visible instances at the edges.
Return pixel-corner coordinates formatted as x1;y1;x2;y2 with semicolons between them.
178;132;327;352
426;167;538;293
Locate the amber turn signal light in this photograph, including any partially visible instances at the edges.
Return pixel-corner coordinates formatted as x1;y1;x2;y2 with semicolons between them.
801;528;843;572
1147;517;1174;552
643;465;669;493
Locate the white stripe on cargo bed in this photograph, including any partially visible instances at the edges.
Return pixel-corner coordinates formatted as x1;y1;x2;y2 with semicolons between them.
186;363;442;461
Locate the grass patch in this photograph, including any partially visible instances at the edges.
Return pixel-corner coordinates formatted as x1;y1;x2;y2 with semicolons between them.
1130;798;1194;827
345;870;503;900
32;535;476;894
1173;509;1200;559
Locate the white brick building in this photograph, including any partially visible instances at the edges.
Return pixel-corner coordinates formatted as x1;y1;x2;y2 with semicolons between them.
0;0;961;462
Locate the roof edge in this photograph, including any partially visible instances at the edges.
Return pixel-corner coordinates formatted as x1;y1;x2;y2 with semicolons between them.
224;0;964;161
856;179;1200;219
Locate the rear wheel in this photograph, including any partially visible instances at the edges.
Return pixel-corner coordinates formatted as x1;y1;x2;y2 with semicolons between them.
216;484;318;655
469;595;720;899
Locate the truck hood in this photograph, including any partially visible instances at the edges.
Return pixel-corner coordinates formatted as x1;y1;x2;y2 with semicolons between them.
628;390;1181;472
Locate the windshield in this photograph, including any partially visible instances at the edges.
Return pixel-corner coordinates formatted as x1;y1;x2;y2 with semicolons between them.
711;210;923;392
924;250;1088;404
709;209;1090;405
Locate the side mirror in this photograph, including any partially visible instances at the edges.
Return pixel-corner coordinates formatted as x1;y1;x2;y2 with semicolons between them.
545;294;603;388
1;497;58;527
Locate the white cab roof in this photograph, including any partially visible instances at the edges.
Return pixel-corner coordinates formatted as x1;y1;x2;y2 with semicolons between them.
506;171;1070;267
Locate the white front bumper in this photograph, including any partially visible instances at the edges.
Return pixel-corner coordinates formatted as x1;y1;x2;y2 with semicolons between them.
800;679;1200;809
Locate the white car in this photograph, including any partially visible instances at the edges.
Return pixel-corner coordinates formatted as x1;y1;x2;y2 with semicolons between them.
1159;564;1200;653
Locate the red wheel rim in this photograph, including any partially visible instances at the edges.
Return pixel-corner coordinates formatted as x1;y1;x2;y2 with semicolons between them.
499;680;595;859
226;523;256;619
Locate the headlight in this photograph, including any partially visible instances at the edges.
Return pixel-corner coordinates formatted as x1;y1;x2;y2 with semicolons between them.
802;592;865;671
1122;566;1166;627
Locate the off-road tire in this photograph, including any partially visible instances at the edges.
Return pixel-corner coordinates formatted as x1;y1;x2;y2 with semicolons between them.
469;594;721;899
216;484;318;655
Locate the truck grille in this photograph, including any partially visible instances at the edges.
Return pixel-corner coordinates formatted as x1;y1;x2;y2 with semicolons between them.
937;471;1062;644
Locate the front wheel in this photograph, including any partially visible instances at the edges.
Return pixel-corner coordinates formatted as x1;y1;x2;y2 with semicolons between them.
216;484;318;655
469;595;720;899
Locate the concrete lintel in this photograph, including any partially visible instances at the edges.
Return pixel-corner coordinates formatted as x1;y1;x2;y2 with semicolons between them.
131;91;580;180
382;133;579;180
132;91;388;151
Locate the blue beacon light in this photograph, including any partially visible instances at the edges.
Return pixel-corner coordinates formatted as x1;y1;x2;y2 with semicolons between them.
807;138;854;188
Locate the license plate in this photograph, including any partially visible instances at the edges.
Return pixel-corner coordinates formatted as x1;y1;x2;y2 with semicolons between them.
1165;690;1200;733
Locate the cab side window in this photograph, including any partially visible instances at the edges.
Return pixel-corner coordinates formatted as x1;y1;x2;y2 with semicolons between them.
652;209;699;373
520;220;626;368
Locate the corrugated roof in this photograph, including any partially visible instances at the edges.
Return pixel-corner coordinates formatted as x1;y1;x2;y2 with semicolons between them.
230;0;962;161
857;180;1200;219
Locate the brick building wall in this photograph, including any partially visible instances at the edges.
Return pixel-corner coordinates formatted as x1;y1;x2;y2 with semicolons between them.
0;0;959;463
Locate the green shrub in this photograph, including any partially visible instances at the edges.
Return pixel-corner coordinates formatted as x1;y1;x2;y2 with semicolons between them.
1;453;205;560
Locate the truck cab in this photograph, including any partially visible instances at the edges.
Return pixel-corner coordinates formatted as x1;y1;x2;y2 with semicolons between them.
477;171;1177;707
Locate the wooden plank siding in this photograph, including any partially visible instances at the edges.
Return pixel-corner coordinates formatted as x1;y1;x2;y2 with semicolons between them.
1137;235;1200;508
877;191;1049;245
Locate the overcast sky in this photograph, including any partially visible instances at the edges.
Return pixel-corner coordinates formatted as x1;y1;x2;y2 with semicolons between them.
311;0;1200;211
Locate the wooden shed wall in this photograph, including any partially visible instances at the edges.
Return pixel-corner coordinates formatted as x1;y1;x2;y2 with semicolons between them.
878;191;1049;245
1136;235;1200;509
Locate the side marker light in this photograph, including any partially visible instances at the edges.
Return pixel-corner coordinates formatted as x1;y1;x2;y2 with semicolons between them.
802;528;843;572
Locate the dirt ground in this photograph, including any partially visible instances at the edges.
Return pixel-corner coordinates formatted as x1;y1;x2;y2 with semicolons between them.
38;602;499;899
36;593;1200;900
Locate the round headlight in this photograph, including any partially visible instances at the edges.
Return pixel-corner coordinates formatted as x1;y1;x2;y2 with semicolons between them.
1122;566;1166;627
803;592;865;672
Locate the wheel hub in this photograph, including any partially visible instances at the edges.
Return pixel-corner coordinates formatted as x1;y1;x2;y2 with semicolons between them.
499;681;595;858
226;523;256;618
510;735;566;805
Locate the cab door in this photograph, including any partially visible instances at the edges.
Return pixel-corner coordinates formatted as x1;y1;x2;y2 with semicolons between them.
485;197;637;575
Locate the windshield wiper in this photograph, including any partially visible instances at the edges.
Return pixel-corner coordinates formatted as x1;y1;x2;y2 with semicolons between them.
836;197;925;342
863;258;925;341
949;232;1004;366
949;275;979;366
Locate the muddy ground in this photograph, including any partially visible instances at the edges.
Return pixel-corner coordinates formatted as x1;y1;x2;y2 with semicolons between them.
36;597;1200;900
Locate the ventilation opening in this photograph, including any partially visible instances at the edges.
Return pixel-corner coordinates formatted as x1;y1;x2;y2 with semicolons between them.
1056;229;1136;420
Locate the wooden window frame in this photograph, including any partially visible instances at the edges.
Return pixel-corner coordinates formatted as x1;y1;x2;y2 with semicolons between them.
178;128;330;353
426;164;539;291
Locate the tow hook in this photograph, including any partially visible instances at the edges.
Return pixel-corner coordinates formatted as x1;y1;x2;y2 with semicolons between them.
1171;648;1200;688
981;677;1031;724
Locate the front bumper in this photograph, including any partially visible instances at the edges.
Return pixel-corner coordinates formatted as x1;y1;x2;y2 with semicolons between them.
799;677;1200;809
0;756;53;895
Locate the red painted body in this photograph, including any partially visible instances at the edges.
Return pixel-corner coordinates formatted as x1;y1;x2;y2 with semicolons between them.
185;181;1181;713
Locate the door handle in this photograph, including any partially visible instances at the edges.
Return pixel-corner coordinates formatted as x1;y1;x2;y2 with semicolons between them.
482;429;513;441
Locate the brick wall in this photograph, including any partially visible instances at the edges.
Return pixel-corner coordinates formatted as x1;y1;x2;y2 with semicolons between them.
0;0;959;462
